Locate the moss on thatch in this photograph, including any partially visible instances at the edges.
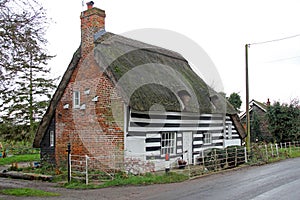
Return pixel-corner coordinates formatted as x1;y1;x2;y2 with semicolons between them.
95;33;215;113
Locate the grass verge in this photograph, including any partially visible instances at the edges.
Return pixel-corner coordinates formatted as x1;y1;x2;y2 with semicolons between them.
0;154;40;166
64;172;189;189
0;188;60;197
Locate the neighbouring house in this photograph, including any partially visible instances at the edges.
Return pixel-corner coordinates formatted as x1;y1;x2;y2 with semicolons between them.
33;2;246;172
240;99;273;142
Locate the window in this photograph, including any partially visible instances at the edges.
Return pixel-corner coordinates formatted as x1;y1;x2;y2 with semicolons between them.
73;91;80;108
50;130;54;147
203;132;212;145
161;132;176;156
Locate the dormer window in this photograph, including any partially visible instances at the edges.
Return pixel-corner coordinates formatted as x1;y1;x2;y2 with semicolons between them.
73;91;80;109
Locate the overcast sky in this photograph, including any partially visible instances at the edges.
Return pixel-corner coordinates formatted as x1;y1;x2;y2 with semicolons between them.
43;0;300;111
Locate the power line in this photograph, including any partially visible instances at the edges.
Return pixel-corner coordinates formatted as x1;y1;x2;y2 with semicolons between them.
264;55;300;63
249;34;300;46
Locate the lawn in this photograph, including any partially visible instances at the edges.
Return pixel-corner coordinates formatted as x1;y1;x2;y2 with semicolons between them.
0;154;40;166
65;172;189;189
0;188;59;197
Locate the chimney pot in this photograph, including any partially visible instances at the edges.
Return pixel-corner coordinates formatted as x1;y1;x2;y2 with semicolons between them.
267;98;270;106
87;1;94;10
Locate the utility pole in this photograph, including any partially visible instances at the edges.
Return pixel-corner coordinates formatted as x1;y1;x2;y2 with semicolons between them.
245;44;251;152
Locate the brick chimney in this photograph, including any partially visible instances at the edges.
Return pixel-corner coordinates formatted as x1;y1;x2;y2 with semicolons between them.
266;98;270;106
80;1;106;58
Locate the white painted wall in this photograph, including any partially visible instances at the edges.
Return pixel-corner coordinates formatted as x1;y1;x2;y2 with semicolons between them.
125;136;146;161
224;139;241;147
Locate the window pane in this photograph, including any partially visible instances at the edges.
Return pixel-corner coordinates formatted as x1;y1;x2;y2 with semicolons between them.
73;91;80;108
161;132;176;156
50;131;54;147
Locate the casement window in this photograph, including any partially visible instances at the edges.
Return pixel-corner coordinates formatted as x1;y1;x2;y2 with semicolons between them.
203;132;212;145
161;132;176;156
73;91;80;108
50;130;54;147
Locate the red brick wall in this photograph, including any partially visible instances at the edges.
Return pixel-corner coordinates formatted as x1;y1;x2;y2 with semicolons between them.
55;54;125;168
54;7;124;168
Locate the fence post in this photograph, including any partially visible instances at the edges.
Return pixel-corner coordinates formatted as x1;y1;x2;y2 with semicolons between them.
66;143;71;183
270;144;274;157
235;147;237;167
85;155;89;185
265;144;268;161
214;149;217;170
225;148;228;166
202;150;205;169
244;147;248;163
280;143;282;149
275;144;279;157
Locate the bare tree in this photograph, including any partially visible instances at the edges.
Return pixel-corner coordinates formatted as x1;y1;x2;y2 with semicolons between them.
0;0;57;142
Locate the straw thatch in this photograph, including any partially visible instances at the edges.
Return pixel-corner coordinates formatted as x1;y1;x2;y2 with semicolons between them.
33;32;244;147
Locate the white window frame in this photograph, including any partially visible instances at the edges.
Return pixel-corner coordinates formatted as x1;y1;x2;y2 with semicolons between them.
50;130;54;147
203;132;212;145
161;132;176;156
73;91;80;109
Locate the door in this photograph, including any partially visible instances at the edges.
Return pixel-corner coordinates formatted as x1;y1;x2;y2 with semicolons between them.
182;132;193;164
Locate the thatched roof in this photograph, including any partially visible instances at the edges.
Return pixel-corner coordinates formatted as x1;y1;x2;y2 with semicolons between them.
33;32;244;147
94;32;236;114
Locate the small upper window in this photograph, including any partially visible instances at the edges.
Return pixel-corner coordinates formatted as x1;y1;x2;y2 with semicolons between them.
50;130;54;147
73;91;80;108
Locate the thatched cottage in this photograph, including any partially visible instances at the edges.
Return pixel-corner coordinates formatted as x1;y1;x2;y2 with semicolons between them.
33;2;245;172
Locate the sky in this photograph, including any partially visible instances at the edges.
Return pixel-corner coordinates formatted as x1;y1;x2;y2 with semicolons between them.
43;0;300;112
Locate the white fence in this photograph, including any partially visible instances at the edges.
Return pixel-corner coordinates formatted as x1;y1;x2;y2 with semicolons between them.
69;154;124;184
69;141;300;184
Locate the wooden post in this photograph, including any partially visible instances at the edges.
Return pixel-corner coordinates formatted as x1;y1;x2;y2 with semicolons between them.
245;44;251;153
85;155;88;185
270;144;274;157
244;147;248;163
225;148;228;167
235;147;238;166
265;144;268;161
66;143;71;183
214;149;217;170
202;150;205;168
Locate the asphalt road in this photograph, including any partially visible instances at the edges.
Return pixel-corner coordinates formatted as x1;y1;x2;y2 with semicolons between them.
0;157;299;200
